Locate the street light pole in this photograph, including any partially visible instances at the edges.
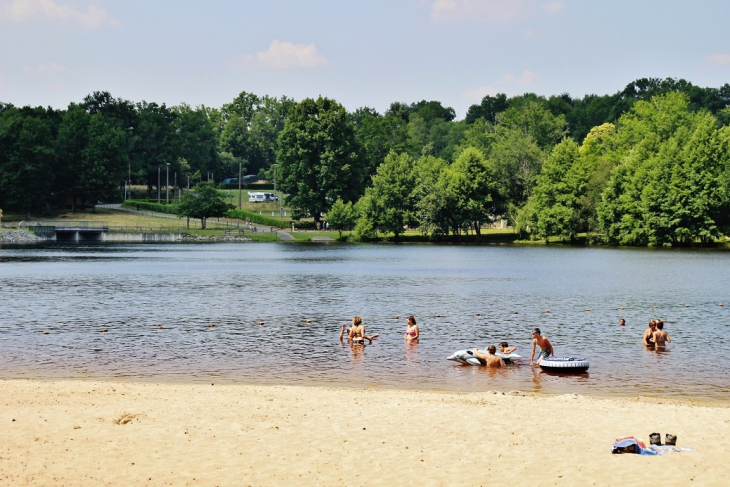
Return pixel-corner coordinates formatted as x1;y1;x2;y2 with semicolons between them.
272;163;277;209
166;163;170;204
238;162;242;209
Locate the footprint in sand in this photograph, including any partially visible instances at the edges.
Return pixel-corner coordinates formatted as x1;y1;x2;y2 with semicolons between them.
113;413;140;425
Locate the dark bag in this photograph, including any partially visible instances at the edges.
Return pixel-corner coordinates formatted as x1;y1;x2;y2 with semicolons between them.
665;434;677;446
649;432;662;446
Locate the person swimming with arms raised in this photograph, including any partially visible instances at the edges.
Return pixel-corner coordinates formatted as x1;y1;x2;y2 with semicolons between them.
530;328;553;366
339;316;379;344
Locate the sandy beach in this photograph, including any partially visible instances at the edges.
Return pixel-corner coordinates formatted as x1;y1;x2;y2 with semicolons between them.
1;380;728;486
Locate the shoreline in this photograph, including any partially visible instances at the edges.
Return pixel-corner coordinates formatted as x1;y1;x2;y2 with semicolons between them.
2;379;729;485
2;374;729;408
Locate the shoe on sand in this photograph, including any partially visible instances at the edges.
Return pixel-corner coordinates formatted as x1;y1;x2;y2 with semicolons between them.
665;434;677;446
649;433;662;446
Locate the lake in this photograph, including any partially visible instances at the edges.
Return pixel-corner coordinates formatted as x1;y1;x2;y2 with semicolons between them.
1;242;729;401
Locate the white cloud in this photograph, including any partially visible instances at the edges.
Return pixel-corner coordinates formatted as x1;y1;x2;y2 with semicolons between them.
523;28;543;39
541;1;565;14
517;69;538;84
707;53;730;67
463;69;540;100
462;85;498;100
0;0;119;29
22;63;67;75
431;0;565;23
228;40;328;70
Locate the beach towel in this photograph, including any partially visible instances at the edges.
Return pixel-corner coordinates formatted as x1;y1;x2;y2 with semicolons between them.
612;437;657;455
612;437;694;455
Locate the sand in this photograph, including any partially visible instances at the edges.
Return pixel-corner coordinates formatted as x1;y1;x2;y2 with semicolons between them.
1;380;729;486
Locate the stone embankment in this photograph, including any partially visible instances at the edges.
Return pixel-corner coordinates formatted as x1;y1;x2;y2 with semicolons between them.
182;234;252;242
0;231;44;243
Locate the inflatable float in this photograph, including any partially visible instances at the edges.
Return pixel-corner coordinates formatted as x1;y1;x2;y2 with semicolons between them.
538;357;589;373
447;349;521;365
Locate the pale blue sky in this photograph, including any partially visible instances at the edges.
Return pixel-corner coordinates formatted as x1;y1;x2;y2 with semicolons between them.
1;0;728;118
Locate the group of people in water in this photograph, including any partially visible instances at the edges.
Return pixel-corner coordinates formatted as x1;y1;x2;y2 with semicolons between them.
642;319;672;350
339;316;556;368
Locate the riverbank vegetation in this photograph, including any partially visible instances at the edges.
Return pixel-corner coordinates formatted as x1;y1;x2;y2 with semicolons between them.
1;78;728;246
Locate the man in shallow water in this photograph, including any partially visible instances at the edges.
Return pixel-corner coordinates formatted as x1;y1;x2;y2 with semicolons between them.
530;328;553;365
471;345;505;368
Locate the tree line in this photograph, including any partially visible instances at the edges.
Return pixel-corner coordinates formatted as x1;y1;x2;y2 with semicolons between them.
2;78;729;245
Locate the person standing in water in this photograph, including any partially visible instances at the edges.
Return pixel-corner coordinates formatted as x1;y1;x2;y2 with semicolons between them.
339;316;378;344
643;320;657;349
530;328;554;365
652;320;671;349
403;315;419;340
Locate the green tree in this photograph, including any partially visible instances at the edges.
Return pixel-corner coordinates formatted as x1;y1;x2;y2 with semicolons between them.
277;97;364;224
132;101;180;195
597;93;730;245
356;152;415;240
77;114;128;209
522;138;585;242
326;198;357;238
0;106;58;217
174;104;220;183
176;181;231;229
447;147;500;237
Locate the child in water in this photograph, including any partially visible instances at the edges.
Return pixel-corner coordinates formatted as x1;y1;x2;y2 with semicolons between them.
499;342;517;354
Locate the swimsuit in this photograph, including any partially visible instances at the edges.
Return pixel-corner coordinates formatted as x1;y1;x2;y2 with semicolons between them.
537;347;552;360
406;328;416;336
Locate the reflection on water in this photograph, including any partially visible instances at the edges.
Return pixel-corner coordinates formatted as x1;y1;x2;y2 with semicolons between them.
1;242;729;401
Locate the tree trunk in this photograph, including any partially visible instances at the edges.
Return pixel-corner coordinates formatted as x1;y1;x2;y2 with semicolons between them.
201;217;206;230
187;216;190;229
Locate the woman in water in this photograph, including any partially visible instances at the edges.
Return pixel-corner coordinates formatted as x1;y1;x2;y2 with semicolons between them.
643;320;657;349
339;316;378;343
403;315;419;340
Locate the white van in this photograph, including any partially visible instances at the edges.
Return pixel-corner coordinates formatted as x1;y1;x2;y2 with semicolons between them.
248;192;267;203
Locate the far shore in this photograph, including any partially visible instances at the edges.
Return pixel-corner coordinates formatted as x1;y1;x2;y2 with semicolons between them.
1;379;728;485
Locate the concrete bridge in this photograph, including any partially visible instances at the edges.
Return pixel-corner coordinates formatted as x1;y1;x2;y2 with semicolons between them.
23;221;109;241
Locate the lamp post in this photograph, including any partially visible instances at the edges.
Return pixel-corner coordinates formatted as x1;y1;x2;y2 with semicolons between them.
166;163;170;204
272;163;278;211
238;162;242;209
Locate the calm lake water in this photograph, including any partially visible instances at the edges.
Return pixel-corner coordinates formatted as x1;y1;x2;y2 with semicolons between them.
1;242;729;401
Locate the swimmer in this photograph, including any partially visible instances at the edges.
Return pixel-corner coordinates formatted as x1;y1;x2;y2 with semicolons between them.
619;318;625;326
498;342;517;354
530;328;553;366
652;320;671;349
471;345;505;368
403;315;419;340
643;320;657;348
339;316;378;344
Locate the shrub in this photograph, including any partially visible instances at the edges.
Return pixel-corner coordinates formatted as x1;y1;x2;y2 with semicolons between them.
226;209;287;228
123;200;178;215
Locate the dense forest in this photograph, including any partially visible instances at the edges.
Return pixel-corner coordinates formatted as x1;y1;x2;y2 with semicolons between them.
1;78;729;245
